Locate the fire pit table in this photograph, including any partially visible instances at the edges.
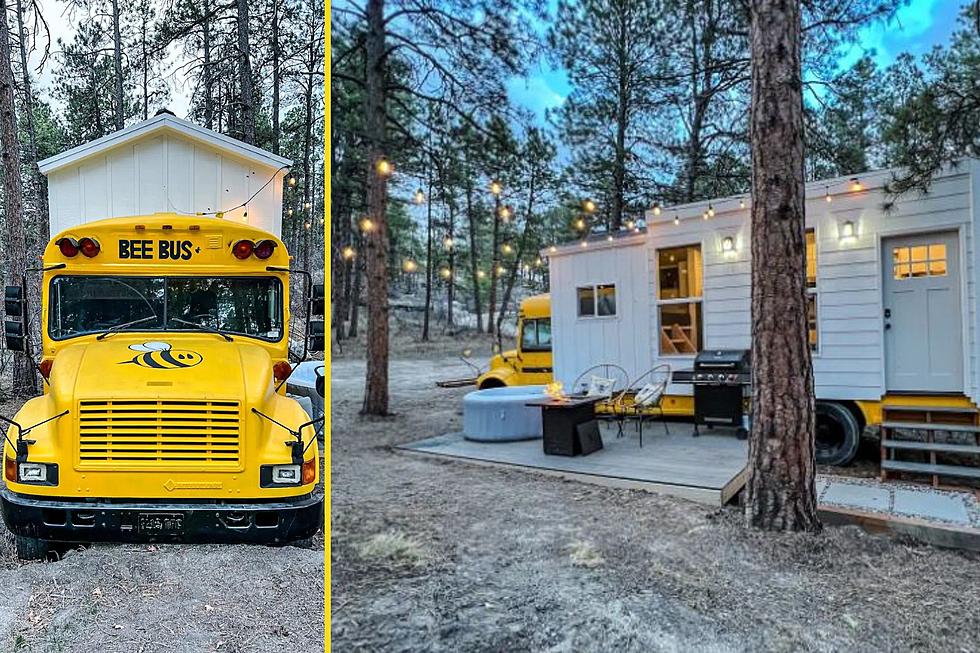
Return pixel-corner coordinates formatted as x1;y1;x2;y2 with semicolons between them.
526;395;604;456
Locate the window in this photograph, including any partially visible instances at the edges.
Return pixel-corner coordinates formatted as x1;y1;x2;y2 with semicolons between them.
577;284;616;318
520;318;552;352
48;276;284;341
893;243;947;279
806;230;818;351
657;245;702;354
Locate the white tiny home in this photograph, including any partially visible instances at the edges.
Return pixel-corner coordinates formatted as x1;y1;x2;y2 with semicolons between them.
547;159;980;409
38;112;292;237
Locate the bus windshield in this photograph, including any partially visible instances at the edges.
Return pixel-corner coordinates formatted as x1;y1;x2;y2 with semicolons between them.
48;276;284;341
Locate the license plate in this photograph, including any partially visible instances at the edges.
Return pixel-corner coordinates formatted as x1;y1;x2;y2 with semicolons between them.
138;512;184;535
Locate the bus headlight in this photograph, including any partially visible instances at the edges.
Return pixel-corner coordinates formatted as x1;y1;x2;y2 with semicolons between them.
15;462;58;485
261;464;301;486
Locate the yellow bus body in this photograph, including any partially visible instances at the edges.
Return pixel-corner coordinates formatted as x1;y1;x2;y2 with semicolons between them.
1;214;321;551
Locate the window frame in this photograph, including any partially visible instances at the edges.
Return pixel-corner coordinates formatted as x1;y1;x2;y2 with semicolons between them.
655;243;703;357
806;228;820;354
575;283;618;320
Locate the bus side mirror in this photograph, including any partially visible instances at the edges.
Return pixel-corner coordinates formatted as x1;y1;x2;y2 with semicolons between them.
307;319;324;353
5;285;23;317
310;283;324;317
5;319;24;352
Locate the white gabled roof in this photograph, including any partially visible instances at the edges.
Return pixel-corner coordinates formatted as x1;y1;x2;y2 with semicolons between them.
38;112;292;175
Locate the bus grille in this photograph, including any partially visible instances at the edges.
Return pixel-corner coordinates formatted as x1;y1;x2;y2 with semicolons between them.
77;400;241;468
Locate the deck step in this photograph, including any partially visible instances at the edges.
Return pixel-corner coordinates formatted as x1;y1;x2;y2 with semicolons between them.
880;421;980;434
881;439;980;455
881;460;980;480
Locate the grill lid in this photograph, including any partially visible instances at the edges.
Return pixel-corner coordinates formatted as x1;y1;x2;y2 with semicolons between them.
694;349;751;371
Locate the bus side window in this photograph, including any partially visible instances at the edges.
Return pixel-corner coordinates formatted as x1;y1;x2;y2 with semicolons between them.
537;319;551;350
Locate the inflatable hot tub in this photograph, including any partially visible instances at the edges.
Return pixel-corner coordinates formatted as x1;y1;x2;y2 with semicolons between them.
463;385;547;442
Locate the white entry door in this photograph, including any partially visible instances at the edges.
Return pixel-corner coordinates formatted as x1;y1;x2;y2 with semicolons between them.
882;231;962;393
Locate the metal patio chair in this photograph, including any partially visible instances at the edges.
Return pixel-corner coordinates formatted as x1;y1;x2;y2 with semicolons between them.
570;363;629;428
612;364;672;447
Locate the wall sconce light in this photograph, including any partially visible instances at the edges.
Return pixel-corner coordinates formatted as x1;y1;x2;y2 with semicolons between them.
721;236;735;253
840;220;855;239
707;204;715;218
674;215;680;225
850;178;862;192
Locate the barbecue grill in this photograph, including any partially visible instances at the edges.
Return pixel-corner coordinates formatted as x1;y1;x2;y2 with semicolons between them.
672;349;751;439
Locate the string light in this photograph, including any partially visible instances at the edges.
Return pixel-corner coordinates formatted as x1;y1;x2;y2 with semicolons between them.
580;240;588;248
287;208;293;216
490;180;502;196
607;234;614;242
342;246;355;260
287;176;297;187
359;217;375;232
439;267;452;279
501;243;513;255
304;221;311;230
583;199;596;214
534;257;542;267
850;178;862;192
674;215;679;225
413;188;425;205
443;236;454;249
304;201;312;210
702;211;709;220
707;204;715;218
496;264;506;276
375;158;393;177
574;217;586;231
477;269;486;279
499;205;512;221
739;197;746;209
625;219;635;230
402;259;418;273
825;186;833;202
549;245;557;253
653;203;661;216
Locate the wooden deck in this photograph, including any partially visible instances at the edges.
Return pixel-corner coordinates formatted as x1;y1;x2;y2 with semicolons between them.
399;423;747;506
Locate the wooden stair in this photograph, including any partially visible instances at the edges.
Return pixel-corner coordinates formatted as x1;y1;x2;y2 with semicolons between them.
880;405;980;487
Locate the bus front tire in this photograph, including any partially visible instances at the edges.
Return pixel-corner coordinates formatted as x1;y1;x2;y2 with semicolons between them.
15;535;51;561
815;402;861;466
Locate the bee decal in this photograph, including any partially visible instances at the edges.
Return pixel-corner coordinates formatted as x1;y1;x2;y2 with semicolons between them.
121;342;203;369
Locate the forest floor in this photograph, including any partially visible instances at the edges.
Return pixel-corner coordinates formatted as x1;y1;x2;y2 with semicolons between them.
331;347;980;652
0;396;325;653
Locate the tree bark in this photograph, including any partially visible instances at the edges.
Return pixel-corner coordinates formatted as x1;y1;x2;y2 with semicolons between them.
361;0;389;414
465;182;482;331
421;171;433;341
0;7;36;395
111;0;124;130
348;245;362;338
487;193;500;334
14;0;49;246
236;0;255;144
271;0;281;154
745;0;820;532
611;3;629;229
202;4;214;130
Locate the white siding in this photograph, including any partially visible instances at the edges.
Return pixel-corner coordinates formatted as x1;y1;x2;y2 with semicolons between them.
549;240;652;387
46;129;285;237
547;161;980;404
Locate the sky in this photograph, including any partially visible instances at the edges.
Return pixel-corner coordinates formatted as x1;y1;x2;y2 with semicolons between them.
505;0;970;124
28;0;970;124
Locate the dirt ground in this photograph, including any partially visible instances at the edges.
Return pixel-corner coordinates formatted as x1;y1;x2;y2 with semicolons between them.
0;397;325;653
331;354;980;652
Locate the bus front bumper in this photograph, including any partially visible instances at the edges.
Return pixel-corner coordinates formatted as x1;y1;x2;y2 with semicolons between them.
0;487;323;545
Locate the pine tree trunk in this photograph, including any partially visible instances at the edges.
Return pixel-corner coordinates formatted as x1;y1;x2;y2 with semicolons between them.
361;0;389;415
0;8;36;395
421;171;433;341
446;199;455;327
271;0;281;154
487;194;500;334
202;6;214;130
348;247;362;338
611;5;628;229
745;0;820;532
111;0;124;130
465;183;482;331
236;0;255;144
497;169;536;334
14;0;48;246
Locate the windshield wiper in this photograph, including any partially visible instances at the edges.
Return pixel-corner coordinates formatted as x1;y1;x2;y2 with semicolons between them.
172;318;233;342
96;315;158;340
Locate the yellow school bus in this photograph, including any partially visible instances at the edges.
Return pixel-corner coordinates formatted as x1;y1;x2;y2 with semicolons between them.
1;213;324;560
477;294;553;388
